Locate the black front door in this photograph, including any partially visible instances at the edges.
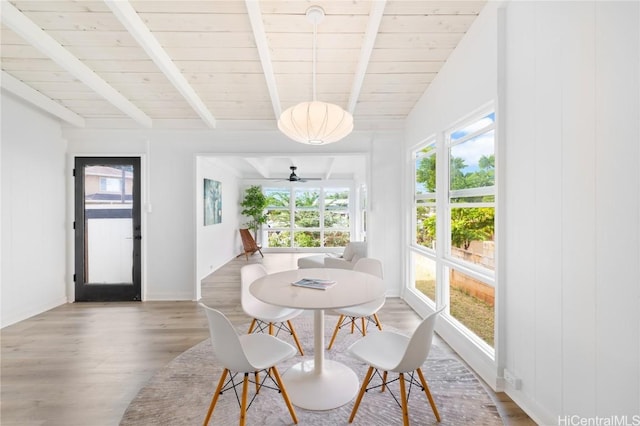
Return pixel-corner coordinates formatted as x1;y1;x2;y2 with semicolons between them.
74;157;141;301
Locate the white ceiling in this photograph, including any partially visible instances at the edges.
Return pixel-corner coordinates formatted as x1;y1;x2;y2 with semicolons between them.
206;154;368;182
1;0;486;179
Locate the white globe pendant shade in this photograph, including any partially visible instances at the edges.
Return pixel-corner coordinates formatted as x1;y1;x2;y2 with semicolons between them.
278;101;354;145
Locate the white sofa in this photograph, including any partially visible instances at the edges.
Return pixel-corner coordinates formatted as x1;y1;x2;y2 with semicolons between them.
297;242;367;269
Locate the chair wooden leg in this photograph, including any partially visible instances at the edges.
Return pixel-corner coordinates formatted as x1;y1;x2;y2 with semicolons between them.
349;366;374;423
247;319;256;334
361;317;366;336
417;368;441;422
240;373;249;426
381;371;388;392
268;322;273;335
287;320;304;355
399;373;410;426
255;371;260;394
203;368;228;426
327;315;345;350
373;313;383;330
271;366;298;424
350;317;355;334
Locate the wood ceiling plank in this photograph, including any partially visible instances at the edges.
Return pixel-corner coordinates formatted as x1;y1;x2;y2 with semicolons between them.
267;33;364;49
374;32;465;49
378;14;478;33
1;44;50;59
150;31;257;48
188;73;270;86
162;47;261;61
360;80;431;93
3;69;80;82
37;30;141;47
176;61;265;74
11;1;110;13
271;61;357;74
18;11;125;31
357;92;422;102
366;61;445;73
130;1;248;14
263;14;369;33
384;0;486;15
270;48;361;62
260;1;372;15
57;99;129;116
369;47;454;61
138;13;252;32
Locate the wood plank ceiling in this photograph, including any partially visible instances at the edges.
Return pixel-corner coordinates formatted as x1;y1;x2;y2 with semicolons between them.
1;0;486;131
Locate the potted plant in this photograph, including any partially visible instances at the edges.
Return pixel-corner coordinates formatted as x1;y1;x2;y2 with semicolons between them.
240;185;268;241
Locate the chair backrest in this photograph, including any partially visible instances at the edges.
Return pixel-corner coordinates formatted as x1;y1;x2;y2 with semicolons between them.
240;263;269;315
395;306;446;372
199;303;253;372
353;257;383;279
239;228;258;250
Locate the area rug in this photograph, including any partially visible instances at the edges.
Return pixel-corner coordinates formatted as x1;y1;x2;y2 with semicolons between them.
121;315;502;425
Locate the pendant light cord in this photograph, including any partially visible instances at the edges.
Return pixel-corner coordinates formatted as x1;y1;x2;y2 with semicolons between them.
312;21;317;102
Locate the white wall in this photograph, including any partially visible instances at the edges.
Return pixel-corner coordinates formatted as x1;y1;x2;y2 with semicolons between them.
64;127;404;300
196;156;241;298
1;93;67;327
403;0;501;389
406;1;640;423
502;2;639;423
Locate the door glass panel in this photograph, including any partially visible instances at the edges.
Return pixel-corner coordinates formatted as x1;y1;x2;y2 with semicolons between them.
84;164;134;285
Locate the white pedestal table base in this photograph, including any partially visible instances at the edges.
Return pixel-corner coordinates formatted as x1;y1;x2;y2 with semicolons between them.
282;359;359;410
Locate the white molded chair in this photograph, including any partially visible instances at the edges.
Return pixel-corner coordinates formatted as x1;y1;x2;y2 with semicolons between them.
199;304;298;426
241;264;305;355
327;258;385;350
347;306;446;425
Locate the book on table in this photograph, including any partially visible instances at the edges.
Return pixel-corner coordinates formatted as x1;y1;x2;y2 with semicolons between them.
291;278;337;290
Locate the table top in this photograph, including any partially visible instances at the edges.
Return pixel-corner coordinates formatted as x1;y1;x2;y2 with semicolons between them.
249;268;385;310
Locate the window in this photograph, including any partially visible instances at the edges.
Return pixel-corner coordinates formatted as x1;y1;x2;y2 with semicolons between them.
410;108;496;351
100;177;121;192
415;141;437;250
447;112;495;271
263;186;353;249
294;188;320;247
324;188;350;247
265;188;291;248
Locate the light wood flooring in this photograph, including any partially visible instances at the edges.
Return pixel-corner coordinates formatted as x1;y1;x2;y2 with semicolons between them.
1;253;535;425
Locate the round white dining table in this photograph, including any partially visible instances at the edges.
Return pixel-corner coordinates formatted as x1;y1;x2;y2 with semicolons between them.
249;267;385;411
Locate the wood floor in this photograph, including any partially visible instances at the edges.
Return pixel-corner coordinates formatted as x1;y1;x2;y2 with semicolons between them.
1;253;535;425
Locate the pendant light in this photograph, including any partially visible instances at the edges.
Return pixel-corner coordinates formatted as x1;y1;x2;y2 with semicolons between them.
277;6;354;145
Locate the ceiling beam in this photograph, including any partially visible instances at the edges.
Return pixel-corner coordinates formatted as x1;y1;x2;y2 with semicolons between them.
0;2;152;128
244;157;271;178
105;0;216;128
245;0;282;119
323;157;337;180
347;0;387;114
1;71;85;128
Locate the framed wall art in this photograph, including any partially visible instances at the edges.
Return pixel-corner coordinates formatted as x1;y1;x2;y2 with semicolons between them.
204;179;222;225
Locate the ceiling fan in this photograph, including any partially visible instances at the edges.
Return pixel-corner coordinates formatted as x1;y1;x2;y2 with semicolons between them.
283;166;322;182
